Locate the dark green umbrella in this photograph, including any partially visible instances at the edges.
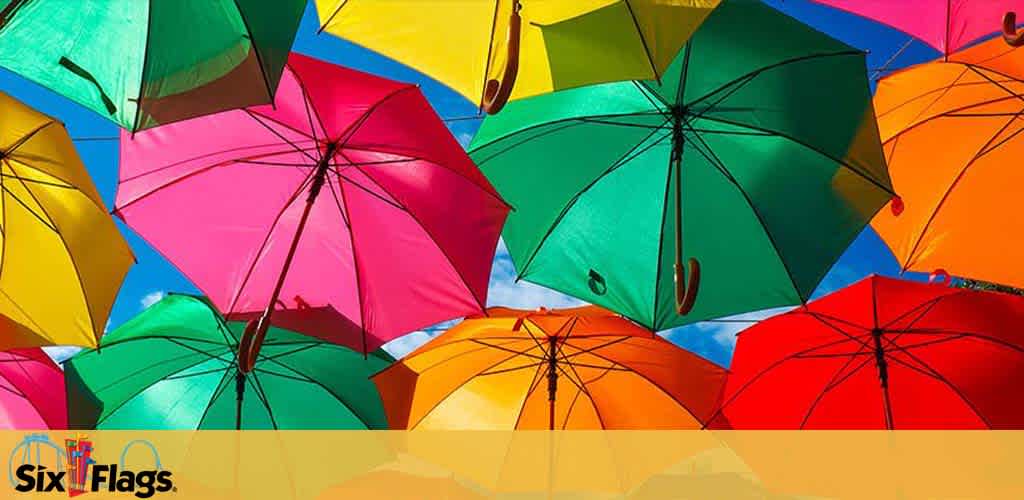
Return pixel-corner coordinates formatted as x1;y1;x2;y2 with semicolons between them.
0;0;304;131
65;293;392;430
469;0;894;331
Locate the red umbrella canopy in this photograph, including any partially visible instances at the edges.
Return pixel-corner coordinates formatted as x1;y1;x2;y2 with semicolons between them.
708;275;1024;429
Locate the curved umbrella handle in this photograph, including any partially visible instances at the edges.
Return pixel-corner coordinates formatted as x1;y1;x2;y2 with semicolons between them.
236;317;268;374
1004;12;1024;47
674;257;701;315
481;1;522;115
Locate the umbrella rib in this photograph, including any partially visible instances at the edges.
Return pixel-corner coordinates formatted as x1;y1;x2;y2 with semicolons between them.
512;361;550;429
878;294;949;330
805;312;874;351
0;173;73;189
114;145;319;212
695;114;895;195
325;170;351;230
553;361;608;429
339;155;490;312
684;50;862;109
576;118;671;129
3;162;99;339
704;330;877;425
336;86;419;147
633;81;672;112
877;82;1020;132
883;351;993;428
623;0;661;82
1;120;56;157
515;123;672;277
470;110;669;159
0;185;57;233
245;110;320;163
331;166;405;212
286;60;330;140
404;347;543;429
478;361;546;377
90;347;234;425
470;339;547;361
965;64;1024;103
327;158;369;353
899;110;1024;271
194;367;240;429
119;141;317;183
223;170;318;315
245;370;280;429
254;356;376;428
338;144;511;208
680;124;805;300
316;0;350;33
888;329;1024;353
875;67;972;121
229;0;275;103
567;343;708;425
799;354;875;429
406;339;537;374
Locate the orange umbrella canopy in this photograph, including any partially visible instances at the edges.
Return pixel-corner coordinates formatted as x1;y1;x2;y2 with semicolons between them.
374;306;726;430
872;37;1024;286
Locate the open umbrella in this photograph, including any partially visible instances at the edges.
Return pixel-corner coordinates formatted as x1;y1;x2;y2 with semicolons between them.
0;91;133;349
315;0;721;113
64;293;392;430
114;53;509;364
375;306;726;430
469;0;893;331
0;0;305;131
809;1;1024;55
0;348;66;429
870;38;1024;288
708;275;1024;429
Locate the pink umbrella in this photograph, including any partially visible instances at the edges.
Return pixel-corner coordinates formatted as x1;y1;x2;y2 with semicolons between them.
115;53;510;365
0;349;66;429
811;1;1024;55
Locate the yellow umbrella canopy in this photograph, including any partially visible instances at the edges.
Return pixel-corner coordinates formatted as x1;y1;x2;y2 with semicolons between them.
0;91;133;349
316;0;721;112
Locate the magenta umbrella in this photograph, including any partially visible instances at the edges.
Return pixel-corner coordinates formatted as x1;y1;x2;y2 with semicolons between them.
114;53;510;366
812;1;1024;55
0;349;66;429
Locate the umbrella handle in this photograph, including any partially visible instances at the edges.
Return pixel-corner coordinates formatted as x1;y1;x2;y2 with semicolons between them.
674;257;701;315
481;1;522;114
1003;12;1024;47
237;317;269;374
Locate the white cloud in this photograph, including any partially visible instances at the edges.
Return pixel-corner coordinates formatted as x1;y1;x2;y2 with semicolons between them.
486;239;586;309
382;319;461;359
457;132;474;148
42;346;82;366
686;306;793;349
139;291;165;310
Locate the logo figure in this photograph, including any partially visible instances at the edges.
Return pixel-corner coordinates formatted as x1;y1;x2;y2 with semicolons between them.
63;435;94;497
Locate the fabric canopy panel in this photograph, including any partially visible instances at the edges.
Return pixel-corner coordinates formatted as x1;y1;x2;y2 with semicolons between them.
0;0;305;131
115;53;509;353
0;91;132;349
376;306;726;430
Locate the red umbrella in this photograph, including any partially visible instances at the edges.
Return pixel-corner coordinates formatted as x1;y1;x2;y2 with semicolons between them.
708;275;1024;429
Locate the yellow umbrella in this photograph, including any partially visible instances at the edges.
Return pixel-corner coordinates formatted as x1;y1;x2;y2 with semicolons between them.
316;0;721;113
0;91;133;349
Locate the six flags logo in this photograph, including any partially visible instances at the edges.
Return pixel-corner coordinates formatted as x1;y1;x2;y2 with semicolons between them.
10;434;174;498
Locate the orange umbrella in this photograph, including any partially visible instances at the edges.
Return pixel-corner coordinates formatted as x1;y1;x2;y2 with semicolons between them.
374;306;726;430
872;37;1024;286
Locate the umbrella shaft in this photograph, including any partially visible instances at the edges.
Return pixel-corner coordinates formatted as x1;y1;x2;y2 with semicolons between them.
247;143;338;363
871;329;894;429
547;336;558;430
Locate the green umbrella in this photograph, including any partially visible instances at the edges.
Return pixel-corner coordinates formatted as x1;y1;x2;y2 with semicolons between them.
65;293;393;430
469;0;894;331
0;0;304;131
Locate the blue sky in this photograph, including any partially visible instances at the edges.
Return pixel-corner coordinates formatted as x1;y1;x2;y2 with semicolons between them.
1;1;940;366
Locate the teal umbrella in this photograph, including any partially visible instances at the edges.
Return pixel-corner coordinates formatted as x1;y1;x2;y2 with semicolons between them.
0;0;305;131
65;294;392;430
469;0;893;331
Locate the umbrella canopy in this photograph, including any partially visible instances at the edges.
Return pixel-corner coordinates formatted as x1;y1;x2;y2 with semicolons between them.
315;0;721;113
469;0;893;331
0;91;133;349
0;0;305;131
0;348;66;429
375;306;726;430
871;38;1024;288
809;0;1024;56
708;275;1024;429
65;293;393;430
115;52;509;358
